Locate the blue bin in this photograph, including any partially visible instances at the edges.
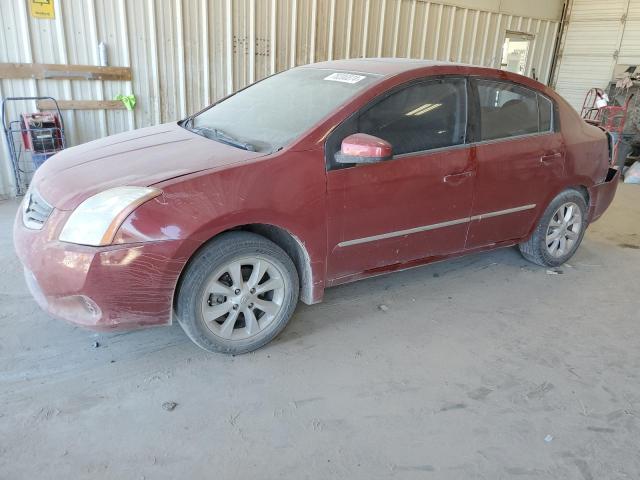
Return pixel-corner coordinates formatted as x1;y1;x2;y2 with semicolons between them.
32;153;55;169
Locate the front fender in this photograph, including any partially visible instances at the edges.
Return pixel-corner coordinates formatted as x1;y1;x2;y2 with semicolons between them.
112;151;328;303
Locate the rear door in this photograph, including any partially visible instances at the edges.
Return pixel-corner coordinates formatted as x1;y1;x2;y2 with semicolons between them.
465;78;565;249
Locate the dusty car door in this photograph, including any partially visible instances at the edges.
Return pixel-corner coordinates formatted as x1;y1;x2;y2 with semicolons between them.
324;77;475;282
465;78;565;249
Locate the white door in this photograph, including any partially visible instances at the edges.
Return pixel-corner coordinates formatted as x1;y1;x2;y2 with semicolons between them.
501;32;534;76
554;0;631;111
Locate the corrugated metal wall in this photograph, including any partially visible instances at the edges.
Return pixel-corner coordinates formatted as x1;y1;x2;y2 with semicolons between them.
0;0;560;198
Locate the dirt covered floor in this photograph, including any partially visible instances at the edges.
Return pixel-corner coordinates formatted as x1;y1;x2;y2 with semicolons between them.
1;184;639;479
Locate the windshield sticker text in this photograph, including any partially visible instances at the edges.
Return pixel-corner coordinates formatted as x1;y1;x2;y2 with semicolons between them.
324;73;366;84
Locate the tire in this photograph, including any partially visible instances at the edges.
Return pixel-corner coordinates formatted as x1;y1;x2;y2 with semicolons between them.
176;231;299;354
519;189;588;267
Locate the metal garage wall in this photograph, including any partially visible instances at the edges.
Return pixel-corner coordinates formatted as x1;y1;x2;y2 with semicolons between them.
553;0;640;111
0;0;561;199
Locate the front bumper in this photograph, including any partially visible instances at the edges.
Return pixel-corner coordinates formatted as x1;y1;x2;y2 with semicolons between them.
13;206;190;331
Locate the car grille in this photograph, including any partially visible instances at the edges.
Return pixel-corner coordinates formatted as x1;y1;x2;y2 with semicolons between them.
22;188;53;230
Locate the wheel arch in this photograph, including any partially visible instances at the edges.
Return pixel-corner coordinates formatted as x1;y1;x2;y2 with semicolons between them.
242;224;315;305
524;184;591;243
540;184;590;220
568;184;590;206
174;223;317;308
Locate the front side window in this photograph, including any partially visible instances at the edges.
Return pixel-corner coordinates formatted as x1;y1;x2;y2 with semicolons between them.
358;78;467;155
475;79;541;141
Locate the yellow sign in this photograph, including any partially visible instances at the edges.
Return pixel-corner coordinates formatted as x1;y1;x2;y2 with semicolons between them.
30;0;55;19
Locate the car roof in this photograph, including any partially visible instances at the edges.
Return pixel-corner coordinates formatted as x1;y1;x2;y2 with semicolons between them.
300;57;553;98
302;57;474;77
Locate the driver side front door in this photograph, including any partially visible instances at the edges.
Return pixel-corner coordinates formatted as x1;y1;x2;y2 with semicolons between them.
325;77;475;284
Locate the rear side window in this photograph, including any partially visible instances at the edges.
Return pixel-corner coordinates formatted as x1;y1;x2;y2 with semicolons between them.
475;79;541;141
358;78;467;155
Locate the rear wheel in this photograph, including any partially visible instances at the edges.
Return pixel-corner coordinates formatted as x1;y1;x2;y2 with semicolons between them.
176;231;299;354
519;189;588;267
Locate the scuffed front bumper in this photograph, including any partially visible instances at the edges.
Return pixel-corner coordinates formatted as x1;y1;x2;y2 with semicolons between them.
588;168;620;223
13;206;190;331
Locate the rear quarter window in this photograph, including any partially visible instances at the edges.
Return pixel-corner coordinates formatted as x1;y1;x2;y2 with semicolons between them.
538;94;553;132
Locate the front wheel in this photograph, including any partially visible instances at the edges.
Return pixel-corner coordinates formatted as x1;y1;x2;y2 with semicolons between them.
176;231;299;354
519;189;588;267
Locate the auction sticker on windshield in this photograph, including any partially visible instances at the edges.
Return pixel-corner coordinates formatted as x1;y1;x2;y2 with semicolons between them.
324;72;366;84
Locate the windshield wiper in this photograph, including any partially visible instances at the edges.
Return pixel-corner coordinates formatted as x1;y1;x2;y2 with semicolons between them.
189;126;256;152
182;114;195;129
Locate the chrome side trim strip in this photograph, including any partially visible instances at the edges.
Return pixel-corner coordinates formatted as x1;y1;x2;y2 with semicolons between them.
338;217;470;247
337;204;536;248
469;204;537;221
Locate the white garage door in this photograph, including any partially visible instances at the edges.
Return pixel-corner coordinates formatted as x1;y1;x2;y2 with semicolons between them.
554;0;640;111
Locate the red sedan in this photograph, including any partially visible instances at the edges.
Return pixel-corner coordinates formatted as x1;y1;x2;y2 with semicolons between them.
14;59;619;354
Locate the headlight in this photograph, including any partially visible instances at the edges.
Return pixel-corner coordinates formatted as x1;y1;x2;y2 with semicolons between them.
59;186;161;246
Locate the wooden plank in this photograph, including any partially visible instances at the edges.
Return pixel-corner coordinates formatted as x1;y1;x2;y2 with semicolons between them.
36;99;127;110
0;63;131;81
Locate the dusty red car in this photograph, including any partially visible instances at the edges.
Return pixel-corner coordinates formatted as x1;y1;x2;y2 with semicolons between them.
14;59;619;354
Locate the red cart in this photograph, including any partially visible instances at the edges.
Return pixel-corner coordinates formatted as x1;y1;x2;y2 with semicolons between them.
1;96;66;195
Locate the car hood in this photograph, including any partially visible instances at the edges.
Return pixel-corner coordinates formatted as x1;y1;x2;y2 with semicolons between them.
33;122;266;210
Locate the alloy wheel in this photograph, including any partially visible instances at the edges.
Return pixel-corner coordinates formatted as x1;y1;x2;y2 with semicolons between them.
200;256;286;340
545;202;582;257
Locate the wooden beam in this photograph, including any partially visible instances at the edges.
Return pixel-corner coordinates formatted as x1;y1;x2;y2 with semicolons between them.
36;99;127;110
0;63;131;81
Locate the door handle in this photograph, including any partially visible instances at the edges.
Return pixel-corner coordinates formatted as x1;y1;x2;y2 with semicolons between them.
540;152;562;164
443;170;474;183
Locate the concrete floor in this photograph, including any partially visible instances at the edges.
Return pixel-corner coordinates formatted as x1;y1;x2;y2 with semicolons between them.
1;184;639;479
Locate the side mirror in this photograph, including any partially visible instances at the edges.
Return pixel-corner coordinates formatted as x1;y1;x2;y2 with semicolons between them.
335;133;393;164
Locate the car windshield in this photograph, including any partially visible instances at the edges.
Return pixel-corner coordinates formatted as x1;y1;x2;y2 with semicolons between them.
187;68;380;152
